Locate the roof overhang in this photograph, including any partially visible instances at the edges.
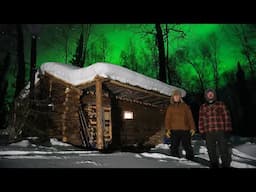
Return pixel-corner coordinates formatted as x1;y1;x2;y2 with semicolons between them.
77;77;170;109
44;71;171;109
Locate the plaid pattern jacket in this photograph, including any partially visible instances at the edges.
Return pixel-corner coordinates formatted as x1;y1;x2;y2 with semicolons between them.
199;101;232;133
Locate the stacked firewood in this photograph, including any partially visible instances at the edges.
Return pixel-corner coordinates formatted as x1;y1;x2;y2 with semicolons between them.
103;107;112;143
83;104;97;146
49;81;82;146
82;93;112;147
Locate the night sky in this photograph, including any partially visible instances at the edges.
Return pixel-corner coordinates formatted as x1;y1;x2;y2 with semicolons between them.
1;24;255;103
33;24;249;88
1;23;256;135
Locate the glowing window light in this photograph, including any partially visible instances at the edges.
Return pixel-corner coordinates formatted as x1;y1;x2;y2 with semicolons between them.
123;111;134;119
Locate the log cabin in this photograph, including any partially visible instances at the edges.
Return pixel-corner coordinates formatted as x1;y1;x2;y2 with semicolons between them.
17;62;186;150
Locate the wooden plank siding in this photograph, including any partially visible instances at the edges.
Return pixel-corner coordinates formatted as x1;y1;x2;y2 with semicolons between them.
37;73;169;149
116;100;165;146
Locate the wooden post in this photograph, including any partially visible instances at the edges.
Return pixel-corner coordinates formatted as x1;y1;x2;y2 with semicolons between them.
49;80;52;98
95;76;104;150
62;88;68;143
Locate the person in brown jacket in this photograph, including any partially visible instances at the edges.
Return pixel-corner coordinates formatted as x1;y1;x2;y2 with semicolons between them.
165;89;196;160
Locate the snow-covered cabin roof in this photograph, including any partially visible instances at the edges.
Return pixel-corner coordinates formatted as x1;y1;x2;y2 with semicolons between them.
40;62;186;97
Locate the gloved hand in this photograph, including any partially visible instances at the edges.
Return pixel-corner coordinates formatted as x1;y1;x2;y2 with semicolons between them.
166;130;171;138
190;129;195;136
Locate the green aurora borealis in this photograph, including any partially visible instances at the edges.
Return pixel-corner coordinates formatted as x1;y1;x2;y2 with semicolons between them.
2;23;256;135
6;24;255;102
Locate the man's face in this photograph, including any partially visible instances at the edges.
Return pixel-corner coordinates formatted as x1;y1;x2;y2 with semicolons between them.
207;91;215;100
173;94;181;102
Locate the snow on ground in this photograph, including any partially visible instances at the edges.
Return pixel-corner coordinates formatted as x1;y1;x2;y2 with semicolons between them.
75;160;102;166
10;140;30;147
153;143;170;150
0;150;99;156
4;155;62;159
233;143;256;158
40;62;186;97
150;137;256;168
232;148;256;161
0;136;256;168
50;138;72;146
141;152;183;160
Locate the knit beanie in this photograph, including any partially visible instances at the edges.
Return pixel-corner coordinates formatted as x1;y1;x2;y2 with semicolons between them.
204;88;217;103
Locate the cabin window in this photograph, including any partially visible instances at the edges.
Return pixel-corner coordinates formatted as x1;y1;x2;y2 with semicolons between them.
123;111;134;120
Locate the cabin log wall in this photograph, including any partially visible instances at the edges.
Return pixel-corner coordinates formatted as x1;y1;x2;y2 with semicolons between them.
40;74;167;148
43;76;83;146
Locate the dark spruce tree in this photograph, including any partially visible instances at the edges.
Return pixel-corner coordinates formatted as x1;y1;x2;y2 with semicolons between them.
70;31;85;68
236;62;254;136
15;24;26;97
0;52;11;129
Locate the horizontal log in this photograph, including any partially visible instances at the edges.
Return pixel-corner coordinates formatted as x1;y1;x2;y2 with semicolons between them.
51;115;80;120
65;130;81;135
51;90;81;96
50;113;79;119
82;98;110;104
51;119;80;124
51;121;80;126
52;88;82;96
53;101;80;107
51;97;81;103
53;106;79;113
53;122;81;128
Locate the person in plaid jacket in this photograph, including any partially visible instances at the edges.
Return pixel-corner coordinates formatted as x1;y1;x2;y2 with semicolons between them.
199;88;232;168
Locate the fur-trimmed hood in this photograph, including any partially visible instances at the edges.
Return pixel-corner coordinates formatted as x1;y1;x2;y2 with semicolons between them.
170;89;184;104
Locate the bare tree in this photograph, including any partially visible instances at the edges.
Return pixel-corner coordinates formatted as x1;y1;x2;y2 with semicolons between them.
208;33;220;91
187;60;206;93
155;24;166;83
164;24;185;84
143;35;158;78
135;24;185;83
175;44;212;94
